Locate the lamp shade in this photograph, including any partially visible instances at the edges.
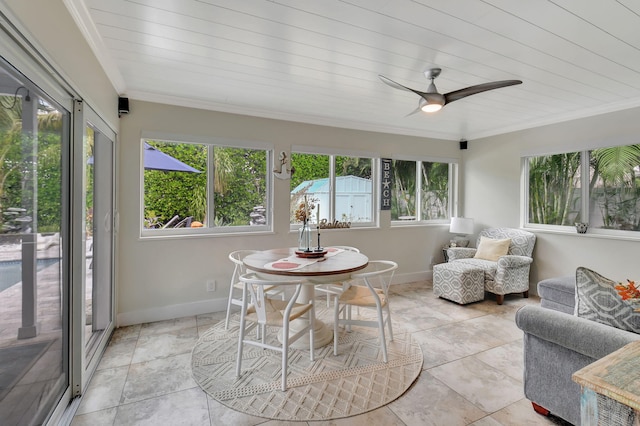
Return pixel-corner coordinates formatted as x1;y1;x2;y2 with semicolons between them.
449;217;474;235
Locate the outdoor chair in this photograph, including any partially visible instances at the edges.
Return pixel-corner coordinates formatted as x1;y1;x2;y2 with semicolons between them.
333;260;397;363
235;273;315;391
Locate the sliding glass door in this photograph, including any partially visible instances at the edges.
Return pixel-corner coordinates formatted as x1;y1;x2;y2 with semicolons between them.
0;58;69;425
0;20;116;424
81;112;115;375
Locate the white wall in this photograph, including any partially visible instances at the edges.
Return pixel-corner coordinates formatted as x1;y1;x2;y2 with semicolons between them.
3;0;119;127
117;100;459;325
465;107;640;287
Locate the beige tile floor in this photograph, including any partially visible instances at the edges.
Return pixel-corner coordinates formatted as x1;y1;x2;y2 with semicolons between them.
71;283;571;426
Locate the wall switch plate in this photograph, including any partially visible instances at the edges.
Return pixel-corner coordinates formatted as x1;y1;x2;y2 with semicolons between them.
206;280;216;292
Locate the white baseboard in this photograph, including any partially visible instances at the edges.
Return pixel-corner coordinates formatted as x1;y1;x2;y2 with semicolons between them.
392;270;432;284
116;270;434;327
117;297;228;327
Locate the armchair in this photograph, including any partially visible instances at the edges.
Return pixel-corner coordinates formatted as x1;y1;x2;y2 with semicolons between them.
443;227;536;304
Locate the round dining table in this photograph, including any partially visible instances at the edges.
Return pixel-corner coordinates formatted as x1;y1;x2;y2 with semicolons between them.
243;247;369;348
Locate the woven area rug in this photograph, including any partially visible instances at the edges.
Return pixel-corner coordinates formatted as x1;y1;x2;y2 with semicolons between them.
191;308;423;421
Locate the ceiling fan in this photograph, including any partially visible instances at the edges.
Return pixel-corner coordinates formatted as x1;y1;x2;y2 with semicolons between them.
379;68;522;114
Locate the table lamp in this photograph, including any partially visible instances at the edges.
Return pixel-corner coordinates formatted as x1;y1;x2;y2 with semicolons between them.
449;217;474;247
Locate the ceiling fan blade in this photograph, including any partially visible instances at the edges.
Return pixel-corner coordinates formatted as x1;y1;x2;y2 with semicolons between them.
379;75;430;98
405;106;422;117
444;80;522;104
379;75;413;92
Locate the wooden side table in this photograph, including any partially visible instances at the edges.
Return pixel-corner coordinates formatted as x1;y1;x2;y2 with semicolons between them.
572;341;640;426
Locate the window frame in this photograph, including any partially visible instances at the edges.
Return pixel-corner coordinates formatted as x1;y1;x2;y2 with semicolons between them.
390;154;458;226
290;145;379;230
140;132;274;238
523;145;640;239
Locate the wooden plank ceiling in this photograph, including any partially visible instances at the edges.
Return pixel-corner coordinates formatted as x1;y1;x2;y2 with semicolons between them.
66;0;640;141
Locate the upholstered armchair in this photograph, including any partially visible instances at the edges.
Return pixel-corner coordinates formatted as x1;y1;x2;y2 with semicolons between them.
445;227;536;304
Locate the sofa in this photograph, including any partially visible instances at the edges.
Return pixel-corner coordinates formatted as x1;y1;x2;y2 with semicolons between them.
516;267;640;425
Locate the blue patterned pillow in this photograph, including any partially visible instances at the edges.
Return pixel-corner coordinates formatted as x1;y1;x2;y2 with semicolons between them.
575;267;640;334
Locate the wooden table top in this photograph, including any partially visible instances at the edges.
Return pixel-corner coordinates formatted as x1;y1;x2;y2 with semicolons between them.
572;340;640;411
243;247;368;277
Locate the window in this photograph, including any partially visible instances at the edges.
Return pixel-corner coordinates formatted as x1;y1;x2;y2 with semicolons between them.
525;144;640;233
527;153;582;226
391;158;454;223
142;138;270;235
290;150;374;227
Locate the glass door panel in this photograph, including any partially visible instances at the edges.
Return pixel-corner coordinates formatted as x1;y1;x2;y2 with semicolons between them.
83;120;114;369
0;60;69;425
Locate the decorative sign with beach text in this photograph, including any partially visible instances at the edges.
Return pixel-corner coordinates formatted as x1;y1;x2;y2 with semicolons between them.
381;158;392;210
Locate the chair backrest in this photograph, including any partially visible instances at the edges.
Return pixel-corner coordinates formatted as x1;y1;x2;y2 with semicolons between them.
229;250;259;283
350;260;398;295
238;273;303;325
477;228;536;257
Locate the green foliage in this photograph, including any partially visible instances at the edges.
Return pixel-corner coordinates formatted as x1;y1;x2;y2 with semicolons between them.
143;142;206;226
528;153;581;225
291;153;329;189
529;146;640;230
0;97;64;233
143;142;267;228
421;162;449;220
590;145;640;230
213;147;266;226
391;159;416;219
336;156;371;179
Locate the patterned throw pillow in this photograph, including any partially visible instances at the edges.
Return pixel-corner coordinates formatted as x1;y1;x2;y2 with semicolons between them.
575;267;640;334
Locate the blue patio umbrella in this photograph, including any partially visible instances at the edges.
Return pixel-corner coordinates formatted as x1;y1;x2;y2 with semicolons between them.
88;143;201;173
142;142;201;173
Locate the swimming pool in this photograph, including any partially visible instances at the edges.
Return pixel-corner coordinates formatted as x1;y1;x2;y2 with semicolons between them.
0;258;60;292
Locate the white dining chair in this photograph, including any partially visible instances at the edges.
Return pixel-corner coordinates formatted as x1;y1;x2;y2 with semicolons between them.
235;273;315;391
333;260;398;363
314;246;360;307
224;250;284;329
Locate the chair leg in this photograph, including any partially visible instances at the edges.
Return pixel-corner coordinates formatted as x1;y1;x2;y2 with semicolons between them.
377;307;388;363
281;319;289;391
523;290;529;298
333;301;340;356
309;302;315;361
224;284;236;329
496;294;504;305
385;305;394;342
235;302;248;377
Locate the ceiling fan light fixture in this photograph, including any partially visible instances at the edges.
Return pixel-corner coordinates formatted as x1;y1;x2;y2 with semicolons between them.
419;97;443;113
421;102;443;113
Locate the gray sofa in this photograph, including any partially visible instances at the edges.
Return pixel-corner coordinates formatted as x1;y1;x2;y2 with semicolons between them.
515;269;640;425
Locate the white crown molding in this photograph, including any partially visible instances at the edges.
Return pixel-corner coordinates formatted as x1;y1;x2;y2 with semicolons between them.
63;0;126;94
126;89;460;141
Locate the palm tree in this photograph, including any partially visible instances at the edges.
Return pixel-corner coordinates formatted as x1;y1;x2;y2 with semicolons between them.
590;145;640;230
528;153;581;225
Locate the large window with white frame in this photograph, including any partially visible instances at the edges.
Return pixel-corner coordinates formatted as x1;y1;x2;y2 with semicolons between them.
390;157;456;223
290;148;376;228
141;137;271;235
525;144;640;233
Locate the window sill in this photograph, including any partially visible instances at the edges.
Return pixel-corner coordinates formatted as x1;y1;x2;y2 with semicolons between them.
139;228;275;240
390;221;449;228
523;226;640;242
